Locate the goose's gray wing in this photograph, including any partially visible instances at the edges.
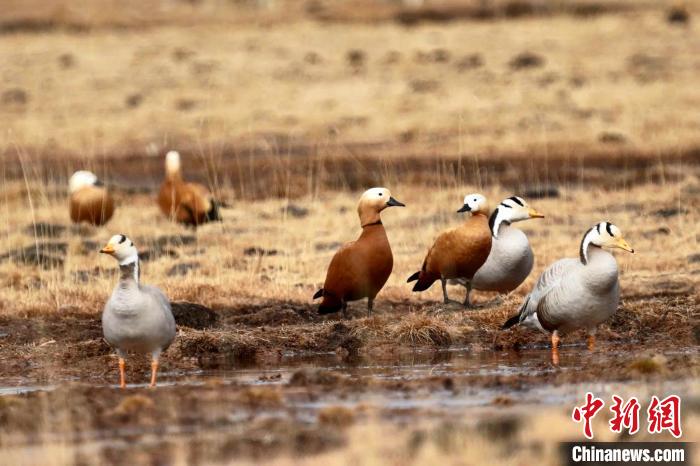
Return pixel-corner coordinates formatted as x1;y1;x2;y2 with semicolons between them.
518;258;578;324
140;285;177;348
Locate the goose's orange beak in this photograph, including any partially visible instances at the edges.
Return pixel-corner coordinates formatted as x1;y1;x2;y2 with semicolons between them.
100;244;115;254
528;208;544;219
614;237;634;253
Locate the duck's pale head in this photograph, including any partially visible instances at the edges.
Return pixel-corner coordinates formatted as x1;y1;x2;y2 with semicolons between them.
69;170;101;193
357;187;405;226
165;150;182;177
457;193;488;215
100;234;139;265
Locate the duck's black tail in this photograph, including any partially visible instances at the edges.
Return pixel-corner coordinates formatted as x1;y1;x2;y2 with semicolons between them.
407;270;439;292
206;199;222;222
502;314;521;330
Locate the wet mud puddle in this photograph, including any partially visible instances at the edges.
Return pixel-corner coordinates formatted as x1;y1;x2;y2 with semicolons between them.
2;346;696;415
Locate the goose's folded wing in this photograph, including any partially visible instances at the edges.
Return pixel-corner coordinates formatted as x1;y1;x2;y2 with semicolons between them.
518;258;578;323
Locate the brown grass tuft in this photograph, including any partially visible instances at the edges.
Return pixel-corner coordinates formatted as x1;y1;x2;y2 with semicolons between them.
318;406;356;428
390;313;453;347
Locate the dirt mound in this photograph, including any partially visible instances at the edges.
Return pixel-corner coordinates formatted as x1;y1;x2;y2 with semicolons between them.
171;301;218;329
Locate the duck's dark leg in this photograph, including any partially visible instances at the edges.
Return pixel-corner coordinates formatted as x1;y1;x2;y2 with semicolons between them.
341;301;348;320
441;278;461;306
463;282;472;308
441;278;450;303
367;298;374;318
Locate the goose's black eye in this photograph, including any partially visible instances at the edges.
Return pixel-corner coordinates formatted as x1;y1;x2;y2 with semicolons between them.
378;193;383;196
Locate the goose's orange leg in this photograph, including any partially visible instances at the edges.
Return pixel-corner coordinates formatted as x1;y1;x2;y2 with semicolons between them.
118;357;126;388
149;359;159;388
551;331;561;366
587;334;596;352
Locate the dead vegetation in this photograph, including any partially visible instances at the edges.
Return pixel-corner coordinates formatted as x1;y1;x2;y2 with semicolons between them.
0;2;699;463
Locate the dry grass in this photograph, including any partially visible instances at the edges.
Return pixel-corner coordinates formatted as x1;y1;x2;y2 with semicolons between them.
2;0;700;172
0;3;698;464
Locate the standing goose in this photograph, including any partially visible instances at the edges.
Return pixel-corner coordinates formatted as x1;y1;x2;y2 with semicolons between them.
452;196;544;306
502;221;634;365
69;170;115;226
157;150;221;227
100;234;176;388
313;187;405;318
407;194;492;306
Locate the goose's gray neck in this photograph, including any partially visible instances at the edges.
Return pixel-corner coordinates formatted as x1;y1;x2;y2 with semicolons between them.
119;260;140;286
581;246;618;290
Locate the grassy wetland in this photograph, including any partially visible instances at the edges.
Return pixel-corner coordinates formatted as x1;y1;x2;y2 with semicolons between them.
0;0;699;464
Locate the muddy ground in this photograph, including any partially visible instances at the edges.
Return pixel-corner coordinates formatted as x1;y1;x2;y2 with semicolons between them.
0;289;698;463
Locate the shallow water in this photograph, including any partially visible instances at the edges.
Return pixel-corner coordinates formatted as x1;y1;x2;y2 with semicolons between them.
3;346;695;414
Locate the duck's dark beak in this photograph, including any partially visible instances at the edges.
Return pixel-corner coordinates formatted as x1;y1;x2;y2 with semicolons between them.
386;197;405;207
457;204;471;213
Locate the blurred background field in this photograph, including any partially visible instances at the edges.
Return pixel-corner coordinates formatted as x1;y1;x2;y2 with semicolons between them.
0;1;698;465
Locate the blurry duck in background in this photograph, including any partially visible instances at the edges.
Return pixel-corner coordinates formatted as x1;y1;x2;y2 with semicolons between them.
407;193;492;307
100;234;176;388
69;170;115;226
157;150;221;227
502;221;634;365
313;187;405;318
451;196;544;307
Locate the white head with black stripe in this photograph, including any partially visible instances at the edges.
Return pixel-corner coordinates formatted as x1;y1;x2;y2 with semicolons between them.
100;234;139;266
580;221;634;265
488;196;544;238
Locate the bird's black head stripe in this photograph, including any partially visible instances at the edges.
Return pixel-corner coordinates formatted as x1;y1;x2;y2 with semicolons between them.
500;202;512;209
118;234;126;244
579;227;594;265
605;222;614;236
596;223;601;234
509;196;524;206
488;208;499;236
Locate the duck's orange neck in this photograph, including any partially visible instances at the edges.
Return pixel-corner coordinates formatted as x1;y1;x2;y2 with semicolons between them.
358;205;383;227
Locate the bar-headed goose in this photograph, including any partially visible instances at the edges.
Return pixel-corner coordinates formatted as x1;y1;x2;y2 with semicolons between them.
502;221;634;365
313;187;405;318
69;170;115;226
157;150;221;227
100;234;176;387
407;194;492;307
452;196;544;306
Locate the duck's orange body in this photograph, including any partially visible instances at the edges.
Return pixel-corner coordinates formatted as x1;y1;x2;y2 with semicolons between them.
411;213;492;290
68;171;115;226
157;151;220;227
318;222;393;313
314;188;404;317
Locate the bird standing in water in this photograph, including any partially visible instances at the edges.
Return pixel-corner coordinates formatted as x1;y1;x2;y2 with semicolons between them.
100;234;176;388
502;221;634;365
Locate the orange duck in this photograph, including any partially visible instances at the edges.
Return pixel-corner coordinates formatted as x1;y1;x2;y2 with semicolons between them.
313;187;405;318
407;193;492;307
157;151;221;227
68;170;115;226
